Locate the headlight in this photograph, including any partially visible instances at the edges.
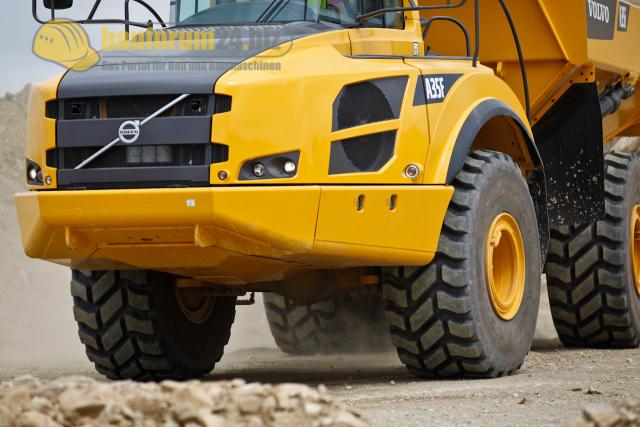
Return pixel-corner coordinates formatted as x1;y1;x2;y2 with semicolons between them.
26;160;43;185
283;160;297;175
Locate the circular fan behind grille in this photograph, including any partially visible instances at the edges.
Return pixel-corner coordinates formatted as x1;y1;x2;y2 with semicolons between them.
336;82;394;171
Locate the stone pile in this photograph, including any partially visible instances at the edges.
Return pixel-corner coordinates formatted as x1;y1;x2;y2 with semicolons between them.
570;401;640;427
0;376;368;427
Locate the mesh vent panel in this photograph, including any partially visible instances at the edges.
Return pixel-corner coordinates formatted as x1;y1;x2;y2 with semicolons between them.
336;82;394;130
329;130;396;174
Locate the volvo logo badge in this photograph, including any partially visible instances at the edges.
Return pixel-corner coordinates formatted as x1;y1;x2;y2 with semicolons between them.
118;120;141;144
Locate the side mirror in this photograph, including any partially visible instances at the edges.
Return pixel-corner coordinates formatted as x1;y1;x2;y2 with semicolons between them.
43;0;73;9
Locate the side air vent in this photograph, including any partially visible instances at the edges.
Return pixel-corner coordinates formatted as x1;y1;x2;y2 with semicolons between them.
329;130;397;175
332;76;407;131
214;94;232;113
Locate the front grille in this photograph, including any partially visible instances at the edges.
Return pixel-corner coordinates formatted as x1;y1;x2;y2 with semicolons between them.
53;93;232;189
50;144;229;170
62;95;213;120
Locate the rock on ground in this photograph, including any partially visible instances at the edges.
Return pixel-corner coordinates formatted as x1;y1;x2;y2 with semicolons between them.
567;400;640;427
0;376;368;427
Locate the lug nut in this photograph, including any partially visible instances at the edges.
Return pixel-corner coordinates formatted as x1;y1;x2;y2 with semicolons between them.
253;163;265;177
404;164;420;179
283;160;296;174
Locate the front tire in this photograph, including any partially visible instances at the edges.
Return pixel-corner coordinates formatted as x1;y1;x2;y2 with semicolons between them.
382;151;541;378
71;270;236;381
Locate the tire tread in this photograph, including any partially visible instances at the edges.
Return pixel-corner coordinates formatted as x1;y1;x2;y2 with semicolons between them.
545;152;640;348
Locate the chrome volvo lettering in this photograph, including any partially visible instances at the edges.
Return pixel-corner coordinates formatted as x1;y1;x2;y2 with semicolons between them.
588;0;610;23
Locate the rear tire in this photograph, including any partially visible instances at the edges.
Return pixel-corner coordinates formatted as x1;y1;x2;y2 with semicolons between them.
545;152;640;347
71;270;236;381
382;150;541;378
263;293;342;355
263;287;389;354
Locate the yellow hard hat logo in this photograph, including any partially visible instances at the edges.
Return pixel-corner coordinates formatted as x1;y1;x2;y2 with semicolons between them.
33;20;99;71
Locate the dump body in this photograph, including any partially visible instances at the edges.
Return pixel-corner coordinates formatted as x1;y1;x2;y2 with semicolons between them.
422;0;640;139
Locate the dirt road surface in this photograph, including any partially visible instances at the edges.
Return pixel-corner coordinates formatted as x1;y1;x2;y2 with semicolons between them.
2;347;640;426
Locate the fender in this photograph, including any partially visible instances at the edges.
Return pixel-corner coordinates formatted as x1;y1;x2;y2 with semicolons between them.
446;99;539;183
430;96;550;262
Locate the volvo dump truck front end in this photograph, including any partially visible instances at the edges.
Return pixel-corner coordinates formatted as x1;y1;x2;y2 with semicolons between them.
16;0;640;380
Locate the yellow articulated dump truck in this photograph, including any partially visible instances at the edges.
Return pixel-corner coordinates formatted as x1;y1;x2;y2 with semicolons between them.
18;0;640;380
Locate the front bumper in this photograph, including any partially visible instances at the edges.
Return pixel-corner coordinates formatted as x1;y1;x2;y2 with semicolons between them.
15;185;453;284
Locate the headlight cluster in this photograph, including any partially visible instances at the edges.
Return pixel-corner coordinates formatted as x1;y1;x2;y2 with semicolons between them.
239;151;300;181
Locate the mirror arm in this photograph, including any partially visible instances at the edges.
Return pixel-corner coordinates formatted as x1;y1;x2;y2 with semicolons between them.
132;0;167;27
32;0;45;24
32;0;163;32
87;0;103;20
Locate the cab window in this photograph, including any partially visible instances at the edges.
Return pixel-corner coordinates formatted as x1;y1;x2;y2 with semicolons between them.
318;0;404;28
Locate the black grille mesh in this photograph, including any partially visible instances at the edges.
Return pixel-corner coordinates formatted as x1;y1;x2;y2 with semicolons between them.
62;95;212;120
55;144;229;170
336;82;394;130
329;130;396;174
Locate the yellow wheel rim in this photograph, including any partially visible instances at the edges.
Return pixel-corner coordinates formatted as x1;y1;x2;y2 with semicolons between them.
631;205;640;296
485;213;526;320
175;286;215;324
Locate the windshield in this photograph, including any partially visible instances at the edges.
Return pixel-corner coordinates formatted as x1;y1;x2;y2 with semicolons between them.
175;0;403;27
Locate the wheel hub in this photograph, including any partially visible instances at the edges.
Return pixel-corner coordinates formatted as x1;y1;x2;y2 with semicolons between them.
175;286;216;324
485;213;526;320
631;205;640;296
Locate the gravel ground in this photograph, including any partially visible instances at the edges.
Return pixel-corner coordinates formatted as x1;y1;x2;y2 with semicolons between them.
2;347;640;426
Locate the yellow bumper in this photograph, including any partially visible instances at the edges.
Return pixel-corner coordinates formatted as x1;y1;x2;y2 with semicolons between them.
15;185;453;284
